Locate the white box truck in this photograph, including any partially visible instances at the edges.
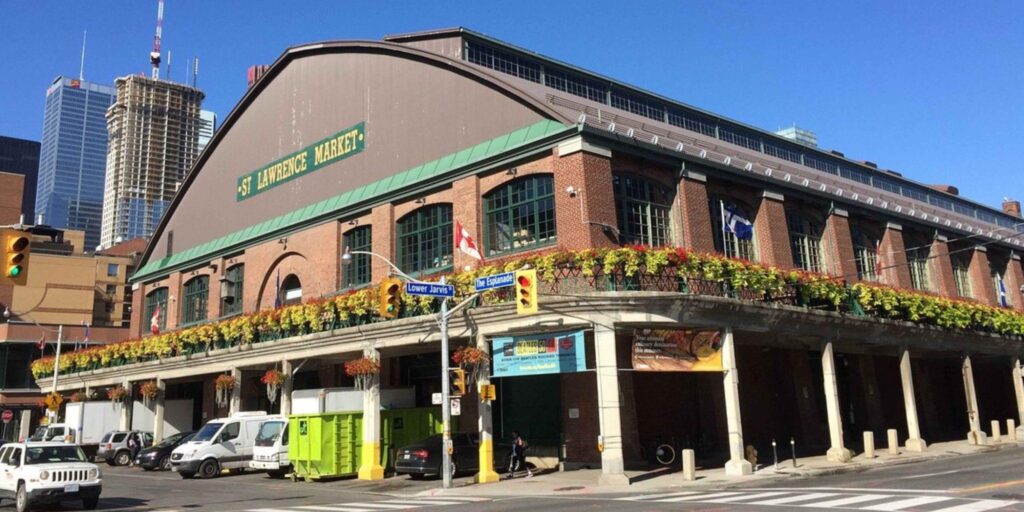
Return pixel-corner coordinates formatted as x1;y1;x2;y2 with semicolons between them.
28;402;124;457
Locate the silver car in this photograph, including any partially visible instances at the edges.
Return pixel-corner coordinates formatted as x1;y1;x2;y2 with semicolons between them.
96;431;152;466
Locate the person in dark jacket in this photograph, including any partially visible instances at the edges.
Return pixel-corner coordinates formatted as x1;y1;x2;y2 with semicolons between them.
127;432;141;467
506;431;533;478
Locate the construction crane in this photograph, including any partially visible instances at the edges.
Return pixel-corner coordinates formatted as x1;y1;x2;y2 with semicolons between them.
150;0;164;80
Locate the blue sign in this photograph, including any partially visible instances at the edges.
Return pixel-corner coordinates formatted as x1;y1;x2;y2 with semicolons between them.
491;330;586;378
474;272;516;292
405;282;455;298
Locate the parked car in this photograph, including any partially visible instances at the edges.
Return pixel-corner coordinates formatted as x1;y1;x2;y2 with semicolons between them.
96;431;153;466
395;433;511;479
172;412;282;479
0;442;102;512
134;432;195;471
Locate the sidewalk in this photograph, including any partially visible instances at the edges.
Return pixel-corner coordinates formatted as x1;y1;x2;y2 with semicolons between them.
414;438;1020;498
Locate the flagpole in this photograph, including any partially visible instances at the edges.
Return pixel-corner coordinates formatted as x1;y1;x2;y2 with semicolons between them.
720;200;728;255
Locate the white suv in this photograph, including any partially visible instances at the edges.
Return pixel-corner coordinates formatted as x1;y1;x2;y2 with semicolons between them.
0;442;102;512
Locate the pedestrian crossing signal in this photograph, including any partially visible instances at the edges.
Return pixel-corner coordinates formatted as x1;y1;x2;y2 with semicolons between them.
449;368;466;397
378;278;403;319
0;228;31;286
514;269;537;315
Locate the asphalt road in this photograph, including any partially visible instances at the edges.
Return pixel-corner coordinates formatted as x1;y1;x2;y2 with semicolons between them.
10;447;1024;511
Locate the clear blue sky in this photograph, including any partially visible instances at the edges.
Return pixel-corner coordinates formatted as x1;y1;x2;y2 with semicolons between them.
1;1;1021;211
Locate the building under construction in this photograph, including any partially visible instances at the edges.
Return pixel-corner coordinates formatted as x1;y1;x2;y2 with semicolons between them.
99;75;204;248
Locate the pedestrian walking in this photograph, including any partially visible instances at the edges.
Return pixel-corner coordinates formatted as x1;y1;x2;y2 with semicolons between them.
127;432;140;466
506;430;533;478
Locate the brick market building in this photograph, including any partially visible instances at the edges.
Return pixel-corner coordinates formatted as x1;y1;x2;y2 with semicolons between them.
32;28;1024;483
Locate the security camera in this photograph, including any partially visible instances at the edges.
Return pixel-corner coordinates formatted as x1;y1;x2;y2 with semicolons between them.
565;186;577;197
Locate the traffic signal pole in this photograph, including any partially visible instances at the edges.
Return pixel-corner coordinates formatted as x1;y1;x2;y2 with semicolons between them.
439;275;453;489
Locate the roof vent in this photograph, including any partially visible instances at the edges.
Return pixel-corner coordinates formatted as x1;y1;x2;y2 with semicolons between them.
863;161;878;169
829;150;845;157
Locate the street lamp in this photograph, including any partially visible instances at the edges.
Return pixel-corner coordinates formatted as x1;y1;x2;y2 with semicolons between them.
4;307;64;421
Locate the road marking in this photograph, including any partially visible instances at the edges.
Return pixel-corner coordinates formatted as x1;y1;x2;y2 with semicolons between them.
895;469;960;480
749;492;841;505
701;492;790;503
617;491;701;501
738;486;951;494
929;500;1020;512
956;479;1024;493
800;494;895;507
660;491;745;502
375;501;465;506
296;507;378;512
861;496;953;510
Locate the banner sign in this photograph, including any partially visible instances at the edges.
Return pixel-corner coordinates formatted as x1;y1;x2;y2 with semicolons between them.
236;122;365;201
631;328;723;372
492;330;586;378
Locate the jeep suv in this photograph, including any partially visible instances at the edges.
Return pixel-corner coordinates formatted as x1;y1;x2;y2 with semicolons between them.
0;442;102;512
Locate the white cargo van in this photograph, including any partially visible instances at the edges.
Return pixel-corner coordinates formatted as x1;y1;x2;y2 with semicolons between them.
170;411;282;479
249;419;289;478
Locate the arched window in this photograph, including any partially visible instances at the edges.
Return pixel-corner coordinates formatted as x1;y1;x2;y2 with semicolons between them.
613;173;673;246
342;226;372;288
280;274;302;306
710;197;756;261
221;264;244;317
144;287;168;332
851;222;881;282
181;276;209;325
397;204;453;274
786;210;825;272
484;175;556;256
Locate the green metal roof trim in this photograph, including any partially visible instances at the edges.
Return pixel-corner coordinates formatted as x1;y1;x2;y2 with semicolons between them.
132;119;574;283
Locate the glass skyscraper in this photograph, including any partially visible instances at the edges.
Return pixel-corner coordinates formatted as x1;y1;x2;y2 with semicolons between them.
36;76;116;251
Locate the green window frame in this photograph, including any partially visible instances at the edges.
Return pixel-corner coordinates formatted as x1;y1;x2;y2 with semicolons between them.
222;264;244;317
144;287;168;332
952;259;972;298
614;173;673;246
181;275;209;325
710;198;757;261
851;224;880;282
342;226;372;288
484;175;556;256
907;246;931;291
397;204;453;275
787;211;825;272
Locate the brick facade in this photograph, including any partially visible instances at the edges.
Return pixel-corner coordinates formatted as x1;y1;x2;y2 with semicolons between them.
1005;255;1024;311
879;224;913;289
553;146;617;250
929;237;958;298
0;172;24;225
754;192;793;268
823;210;857;279
968;246;998;307
679;171;715;254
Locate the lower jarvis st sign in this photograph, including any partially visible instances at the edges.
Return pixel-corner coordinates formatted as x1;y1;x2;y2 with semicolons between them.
236;122;366;201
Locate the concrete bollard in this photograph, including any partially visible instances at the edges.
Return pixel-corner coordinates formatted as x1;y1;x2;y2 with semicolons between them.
887;429;899;455
682;449;696;481
991;420;1002;442
1008;419;1017;441
863;431;875;458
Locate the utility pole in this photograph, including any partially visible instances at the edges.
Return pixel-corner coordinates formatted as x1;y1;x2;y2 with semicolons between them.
49;324;63;421
440;276;452;489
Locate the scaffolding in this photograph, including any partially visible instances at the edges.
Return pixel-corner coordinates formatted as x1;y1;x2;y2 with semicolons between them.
100;75;205;248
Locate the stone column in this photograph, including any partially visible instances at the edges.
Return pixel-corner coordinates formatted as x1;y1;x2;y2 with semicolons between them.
153;378;166;444
280;360;293;416
1013;359;1024;439
358;348;384;480
18;410;31;441
118;379;131;430
476;331;500;483
229;368;242;416
962;355;987;445
899;349;927;452
822;342;853;462
594;324;628;485
722;326;752;476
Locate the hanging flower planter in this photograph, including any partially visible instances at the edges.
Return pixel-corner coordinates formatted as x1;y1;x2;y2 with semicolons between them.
68;391;87;403
260;369;285;404
452;346;490;386
43;392;63;412
140;380;160;406
214;374;237;409
344;356;380;391
107;385;128;404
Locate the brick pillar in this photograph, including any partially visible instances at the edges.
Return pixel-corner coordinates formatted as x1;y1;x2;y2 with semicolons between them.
968;246;998;306
1005;254;1024;311
452;175;482;269
554;138;617;250
823;208;856;279
208;258;226;320
369;204;395;282
679;169;714;254
754;190;792;267
929;236;958;298
165;272;182;331
129;284;144;338
879;223;913;289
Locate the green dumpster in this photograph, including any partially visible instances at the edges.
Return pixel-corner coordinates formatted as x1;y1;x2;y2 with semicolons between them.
289;407;441;481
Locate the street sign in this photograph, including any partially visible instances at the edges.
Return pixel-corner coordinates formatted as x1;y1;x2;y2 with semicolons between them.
1;410;12;423
450;398;461;416
431;392;443;405
405;281;455;297
479;384;496;401
474;271;516;292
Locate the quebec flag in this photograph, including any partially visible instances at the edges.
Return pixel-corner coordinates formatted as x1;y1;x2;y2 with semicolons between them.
998;275;1009;308
723;202;754;241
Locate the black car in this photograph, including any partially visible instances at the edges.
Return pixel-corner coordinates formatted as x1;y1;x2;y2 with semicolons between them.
395;433;511;479
134;431;195;471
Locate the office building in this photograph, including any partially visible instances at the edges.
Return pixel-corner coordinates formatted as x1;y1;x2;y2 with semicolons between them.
0;136;41;222
197;110;217;155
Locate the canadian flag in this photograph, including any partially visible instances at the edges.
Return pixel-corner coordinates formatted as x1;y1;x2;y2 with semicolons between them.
37;334;46;352
454;220;483;263
150;305;162;335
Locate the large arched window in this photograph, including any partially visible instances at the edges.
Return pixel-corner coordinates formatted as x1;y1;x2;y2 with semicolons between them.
613;173;673;246
850;222;881;282
484;175;556;256
710;197;756;261
280;274;302;306
181;276;209;325
786;210;825;272
221;264;244;317
342;226;372;288
144;287;168;332
397;204;453;274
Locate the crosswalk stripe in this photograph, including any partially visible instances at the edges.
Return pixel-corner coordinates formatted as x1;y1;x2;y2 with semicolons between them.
800;494;895;508
247;509;299;512
617;491;701;501
295;507;379;512
926;500;1018;512
660;491;745;502
379;500;465;506
341;505;415;510
421;497;487;502
701;492;791;503
748;492;840;505
861;496;953;510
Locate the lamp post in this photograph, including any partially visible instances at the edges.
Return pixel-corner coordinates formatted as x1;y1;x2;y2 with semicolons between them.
4;307;63;422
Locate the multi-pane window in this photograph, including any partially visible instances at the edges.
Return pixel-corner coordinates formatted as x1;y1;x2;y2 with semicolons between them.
484;175;556;256
144;287;168;332
787;211;825;272
851;225;880;282
342;227;372;288
181;276;209;325
990;258;1014;307
397;204;453;275
907;246;931;291
222;264;244;317
613;174;673;247
951;254;972;298
710;198;756;261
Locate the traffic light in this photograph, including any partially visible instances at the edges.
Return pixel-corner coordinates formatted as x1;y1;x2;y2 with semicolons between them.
514;268;538;315
0;228;31;286
378;277;403;319
449;368;466;397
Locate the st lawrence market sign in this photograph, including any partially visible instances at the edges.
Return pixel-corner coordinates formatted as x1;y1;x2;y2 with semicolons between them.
236;122;366;201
